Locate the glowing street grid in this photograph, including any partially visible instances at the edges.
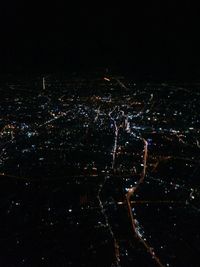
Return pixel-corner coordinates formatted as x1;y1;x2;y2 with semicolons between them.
0;74;199;267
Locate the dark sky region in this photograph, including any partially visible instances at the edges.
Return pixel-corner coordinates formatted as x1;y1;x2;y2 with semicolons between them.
0;2;199;78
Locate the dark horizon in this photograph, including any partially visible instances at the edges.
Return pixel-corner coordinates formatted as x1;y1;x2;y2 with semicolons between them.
0;3;200;79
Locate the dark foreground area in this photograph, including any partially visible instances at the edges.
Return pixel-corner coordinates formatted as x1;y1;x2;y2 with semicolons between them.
0;73;199;267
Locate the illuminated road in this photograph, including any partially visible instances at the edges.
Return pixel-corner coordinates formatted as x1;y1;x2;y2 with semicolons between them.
113;77;128;90
108;106;119;170
97;178;121;266
96;106;121;267
125;139;165;267
38;111;70;128
94;106;101;123
103;81;165;265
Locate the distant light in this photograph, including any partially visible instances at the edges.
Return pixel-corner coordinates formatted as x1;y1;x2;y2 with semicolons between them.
104;77;110;82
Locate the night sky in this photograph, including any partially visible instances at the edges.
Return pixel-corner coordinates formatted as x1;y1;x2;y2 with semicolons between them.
0;2;199;78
